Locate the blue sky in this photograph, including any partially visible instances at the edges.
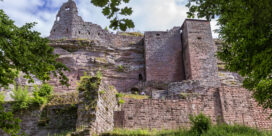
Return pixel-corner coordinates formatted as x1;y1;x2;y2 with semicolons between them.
0;0;219;37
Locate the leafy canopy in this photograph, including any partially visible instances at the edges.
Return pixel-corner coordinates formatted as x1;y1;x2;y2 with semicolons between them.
91;0;134;31
186;0;272;109
0;9;69;87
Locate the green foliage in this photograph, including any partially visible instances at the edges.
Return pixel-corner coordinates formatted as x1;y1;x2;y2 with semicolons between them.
0;9;69;87
122;93;150;100
115;93;125;105
118;99;125;105
11;83;54;110
119;32;144;37
116;65;125;72
0;106;22;136
103;124;272;136
99;90;106;94
32;84;53;106
0;89;23;136
189;113;212;135
202;124;266;136
0;92;5;102
105;26;109;31
10;85;32;111
96;71;103;80
77;74;101;111
115;93;123;98
186;0;272;110
91;0;134;31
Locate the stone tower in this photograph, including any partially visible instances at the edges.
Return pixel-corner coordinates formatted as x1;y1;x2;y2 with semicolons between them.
181;19;220;87
49;0;109;41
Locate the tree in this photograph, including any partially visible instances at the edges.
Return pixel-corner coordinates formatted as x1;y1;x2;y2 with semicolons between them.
186;0;272;109
0;10;69;87
91;0;134;31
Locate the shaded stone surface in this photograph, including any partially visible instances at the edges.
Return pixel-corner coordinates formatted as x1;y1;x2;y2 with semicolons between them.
144;27;185;82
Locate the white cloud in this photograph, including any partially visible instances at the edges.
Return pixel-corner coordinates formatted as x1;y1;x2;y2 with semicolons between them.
0;0;219;38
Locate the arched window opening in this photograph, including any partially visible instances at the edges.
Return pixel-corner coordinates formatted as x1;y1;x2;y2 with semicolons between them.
56;16;60;21
65;7;70;11
66;28;69;33
78;31;81;34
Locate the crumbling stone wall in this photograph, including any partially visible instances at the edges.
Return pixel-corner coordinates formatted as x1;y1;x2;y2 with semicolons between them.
75;78;118;135
49;0;111;43
144;27;185;82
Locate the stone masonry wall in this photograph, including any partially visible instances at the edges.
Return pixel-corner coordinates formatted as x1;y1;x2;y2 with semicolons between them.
144;27;185;82
116;88;222;129
116;86;272;130
0;104;78;136
220;86;272;129
181;19;220;87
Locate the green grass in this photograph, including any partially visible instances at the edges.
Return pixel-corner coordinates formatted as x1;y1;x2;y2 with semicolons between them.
102;125;272;136
123;94;150;100
119;32;144;37
47;130;74;136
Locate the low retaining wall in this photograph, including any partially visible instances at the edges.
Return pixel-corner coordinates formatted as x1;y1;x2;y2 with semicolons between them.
116;86;272;130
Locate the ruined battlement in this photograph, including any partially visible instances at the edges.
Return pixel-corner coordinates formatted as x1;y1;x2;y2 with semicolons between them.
3;1;271;135
49;0;110;42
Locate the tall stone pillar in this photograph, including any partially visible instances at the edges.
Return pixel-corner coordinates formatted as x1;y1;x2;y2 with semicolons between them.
181;19;220;87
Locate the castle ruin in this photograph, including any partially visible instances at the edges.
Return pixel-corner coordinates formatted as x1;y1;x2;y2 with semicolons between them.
2;0;272;135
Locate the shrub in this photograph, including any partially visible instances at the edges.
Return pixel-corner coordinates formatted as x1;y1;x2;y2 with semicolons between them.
32;84;53;106
189;113;212;135
116;93;124;98
99;90;106;95
96;71;102;80
10;85;32;111
116;65;125;72
0;105;22;136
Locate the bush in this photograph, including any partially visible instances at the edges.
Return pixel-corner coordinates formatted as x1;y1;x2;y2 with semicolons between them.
189;113;212;135
11;85;32;111
32;84;53;106
0;106;22;136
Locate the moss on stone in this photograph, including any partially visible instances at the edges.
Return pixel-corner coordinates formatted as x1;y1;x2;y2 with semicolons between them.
179;93;200;99
77;74;101;111
116;65;125;72
48;92;79;106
